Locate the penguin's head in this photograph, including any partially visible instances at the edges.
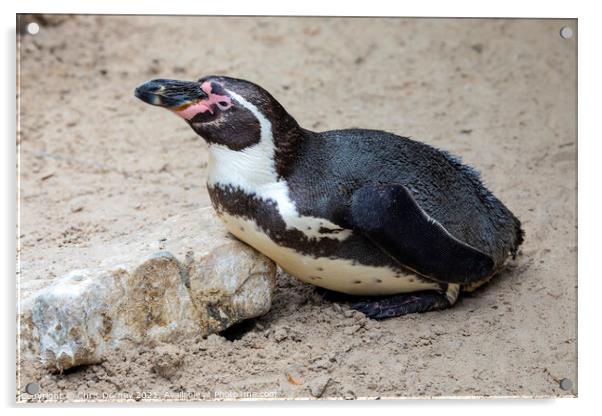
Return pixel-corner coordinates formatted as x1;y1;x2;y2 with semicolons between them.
135;75;294;151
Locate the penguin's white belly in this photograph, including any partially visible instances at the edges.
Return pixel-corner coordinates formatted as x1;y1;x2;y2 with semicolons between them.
217;212;440;296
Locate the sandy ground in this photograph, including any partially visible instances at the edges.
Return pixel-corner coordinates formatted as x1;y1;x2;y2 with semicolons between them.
16;16;577;400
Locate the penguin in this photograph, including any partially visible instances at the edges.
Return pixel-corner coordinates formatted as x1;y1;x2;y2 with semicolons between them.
134;76;524;319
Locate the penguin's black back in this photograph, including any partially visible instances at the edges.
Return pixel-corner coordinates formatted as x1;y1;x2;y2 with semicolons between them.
285;128;523;267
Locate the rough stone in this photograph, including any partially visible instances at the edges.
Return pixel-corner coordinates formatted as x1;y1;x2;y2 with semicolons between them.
308;375;331;398
273;328;288;342
19;207;277;372
151;344;184;379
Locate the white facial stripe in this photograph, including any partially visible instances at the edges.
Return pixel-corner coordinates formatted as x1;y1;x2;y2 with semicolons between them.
207;89;351;241
207;89;276;190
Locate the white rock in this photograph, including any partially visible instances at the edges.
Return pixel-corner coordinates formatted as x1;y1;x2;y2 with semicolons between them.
19;207;277;372
308;375;331;398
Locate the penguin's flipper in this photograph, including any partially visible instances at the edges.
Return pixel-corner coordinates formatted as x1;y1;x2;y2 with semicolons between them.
350;184;495;284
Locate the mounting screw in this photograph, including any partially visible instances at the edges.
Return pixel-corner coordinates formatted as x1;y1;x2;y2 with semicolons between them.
560;26;573;39
559;378;573;391
26;22;40;35
25;382;40;395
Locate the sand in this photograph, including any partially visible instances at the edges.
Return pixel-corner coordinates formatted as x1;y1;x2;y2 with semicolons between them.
16;15;577;401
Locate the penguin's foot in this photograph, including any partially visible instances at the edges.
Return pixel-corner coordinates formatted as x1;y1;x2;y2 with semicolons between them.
350;291;451;319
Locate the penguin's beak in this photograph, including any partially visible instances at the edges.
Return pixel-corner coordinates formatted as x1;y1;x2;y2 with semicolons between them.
134;79;208;109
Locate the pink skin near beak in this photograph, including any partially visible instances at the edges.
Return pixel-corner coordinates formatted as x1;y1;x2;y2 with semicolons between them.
174;81;233;120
